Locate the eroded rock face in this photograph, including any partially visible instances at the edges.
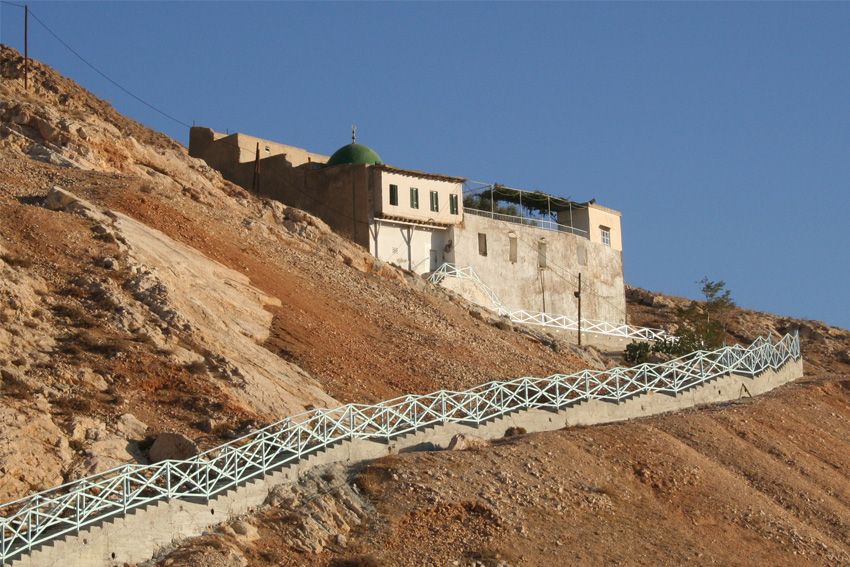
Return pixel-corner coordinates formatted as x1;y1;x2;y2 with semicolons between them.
0;404;72;500
158;536;248;567
114;413;148;440
263;464;372;554
62;415;147;482
0;251;54;375
41;186;338;418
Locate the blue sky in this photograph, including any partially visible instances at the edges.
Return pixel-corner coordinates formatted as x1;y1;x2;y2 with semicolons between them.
2;2;849;329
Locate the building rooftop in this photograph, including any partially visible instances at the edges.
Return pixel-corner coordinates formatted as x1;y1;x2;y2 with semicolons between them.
374;164;466;184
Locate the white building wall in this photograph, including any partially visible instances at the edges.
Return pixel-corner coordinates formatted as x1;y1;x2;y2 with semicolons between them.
375;170;463;225
446;214;626;323
558;203;623;252
370;220;449;275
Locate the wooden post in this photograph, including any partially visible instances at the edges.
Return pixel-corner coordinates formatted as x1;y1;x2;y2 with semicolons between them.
24;5;29;91
251;142;260;195
574;273;582;346
490;185;494;218
519;189;525;224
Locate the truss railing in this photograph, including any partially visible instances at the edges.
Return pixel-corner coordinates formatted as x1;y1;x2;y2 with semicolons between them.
0;332;800;563
428;263;671;342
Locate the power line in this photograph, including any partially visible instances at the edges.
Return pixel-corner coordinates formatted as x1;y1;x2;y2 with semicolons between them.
25;7;191;128
5;3;627;312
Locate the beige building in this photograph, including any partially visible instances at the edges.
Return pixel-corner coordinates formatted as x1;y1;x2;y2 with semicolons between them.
189;127;626;323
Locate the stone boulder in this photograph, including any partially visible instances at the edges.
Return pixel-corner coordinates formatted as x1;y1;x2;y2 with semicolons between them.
231;520;259;542
446;433;490;451
42;186;81;212
148;432;199;463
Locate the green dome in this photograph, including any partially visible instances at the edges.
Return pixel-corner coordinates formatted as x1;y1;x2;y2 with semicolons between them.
326;143;383;166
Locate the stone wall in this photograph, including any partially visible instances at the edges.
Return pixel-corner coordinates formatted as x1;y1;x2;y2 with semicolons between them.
447;213;627;323
370;221;448;274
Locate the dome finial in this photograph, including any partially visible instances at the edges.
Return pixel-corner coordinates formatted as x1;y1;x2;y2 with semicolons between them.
351;124;357;144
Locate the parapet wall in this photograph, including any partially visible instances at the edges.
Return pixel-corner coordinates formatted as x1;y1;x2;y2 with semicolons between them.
189;127;329;170
10;351;803;567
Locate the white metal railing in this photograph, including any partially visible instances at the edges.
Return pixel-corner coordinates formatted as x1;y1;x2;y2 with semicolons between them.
428;263;671;342
464;208;589;238
0;333;800;563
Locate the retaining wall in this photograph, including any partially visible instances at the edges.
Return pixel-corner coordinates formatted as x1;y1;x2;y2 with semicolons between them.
11;358;803;567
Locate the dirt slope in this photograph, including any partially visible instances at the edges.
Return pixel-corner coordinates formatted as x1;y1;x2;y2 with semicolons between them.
157;299;850;567
0;45;586;501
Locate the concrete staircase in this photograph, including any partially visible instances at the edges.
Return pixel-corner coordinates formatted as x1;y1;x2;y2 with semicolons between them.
6;356;803;567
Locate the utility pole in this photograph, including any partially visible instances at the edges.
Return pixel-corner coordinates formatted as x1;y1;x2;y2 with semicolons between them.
490;184;494;218
251;142;260;196
574;272;582;346
24;4;29;91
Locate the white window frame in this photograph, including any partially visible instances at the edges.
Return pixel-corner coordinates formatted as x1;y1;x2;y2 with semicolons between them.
600;226;611;247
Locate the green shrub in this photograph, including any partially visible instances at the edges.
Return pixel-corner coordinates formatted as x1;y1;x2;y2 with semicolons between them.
624;341;651;364
624;278;735;363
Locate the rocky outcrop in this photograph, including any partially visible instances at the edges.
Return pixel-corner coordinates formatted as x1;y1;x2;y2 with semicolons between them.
40;186;337;418
263;464;372;554
447;433;491;451
0;403;72;499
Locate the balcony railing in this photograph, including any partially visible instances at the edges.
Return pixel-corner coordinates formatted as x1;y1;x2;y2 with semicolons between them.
464;208;588;238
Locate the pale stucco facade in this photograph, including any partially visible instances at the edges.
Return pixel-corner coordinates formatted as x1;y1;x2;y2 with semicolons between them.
447;213;626;323
370;221;447;273
558;202;623;252
374;167;464;225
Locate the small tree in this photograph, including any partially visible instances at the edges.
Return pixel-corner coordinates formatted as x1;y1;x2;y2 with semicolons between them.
623;278;736;364
676;277;735;349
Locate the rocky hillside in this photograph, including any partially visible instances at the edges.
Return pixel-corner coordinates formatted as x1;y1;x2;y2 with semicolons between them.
4;44;850;567
156;296;850;567
0;45;587;502
626;285;850;375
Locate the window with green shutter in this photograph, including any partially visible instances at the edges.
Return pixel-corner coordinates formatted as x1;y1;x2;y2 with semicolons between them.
410;187;419;209
430;191;439;212
389;184;398;206
449;194;459;215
